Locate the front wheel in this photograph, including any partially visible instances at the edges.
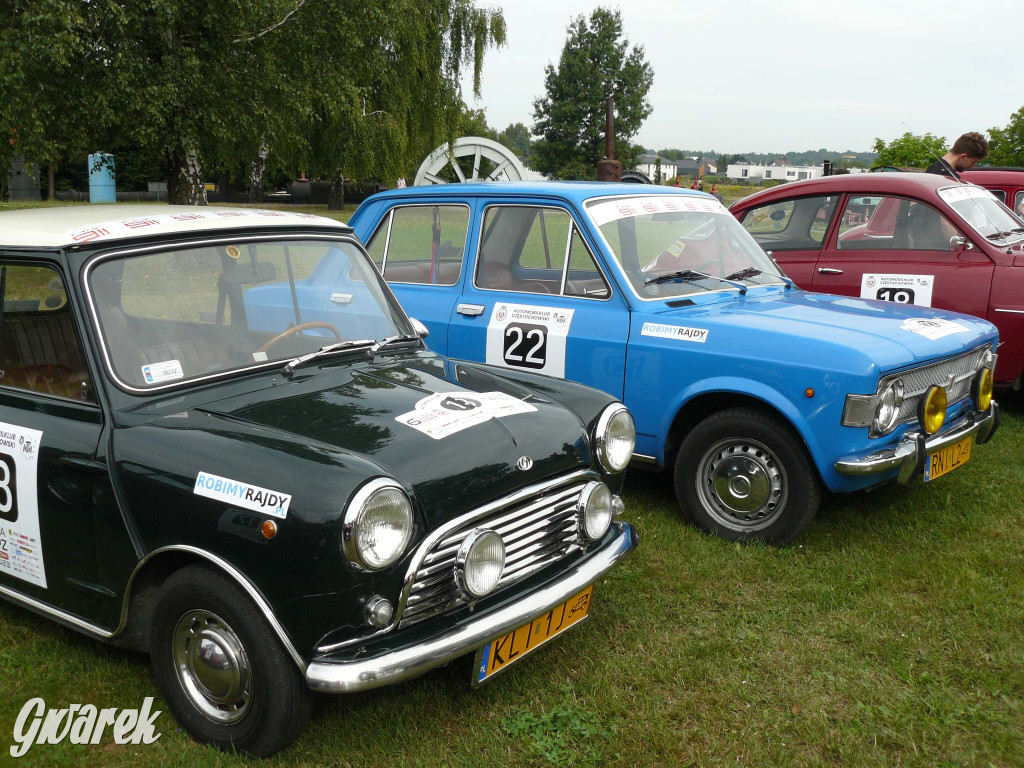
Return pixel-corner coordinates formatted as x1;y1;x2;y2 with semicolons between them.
674;407;821;545
149;564;313;757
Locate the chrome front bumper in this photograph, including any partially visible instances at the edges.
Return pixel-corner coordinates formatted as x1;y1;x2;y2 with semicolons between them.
305;521;637;693
834;402;1000;483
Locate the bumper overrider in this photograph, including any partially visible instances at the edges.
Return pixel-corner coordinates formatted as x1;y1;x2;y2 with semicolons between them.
834;402;1000;483
305;520;637;693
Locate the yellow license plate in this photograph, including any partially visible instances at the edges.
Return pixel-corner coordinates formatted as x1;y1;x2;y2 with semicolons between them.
925;437;972;481
475;585;593;684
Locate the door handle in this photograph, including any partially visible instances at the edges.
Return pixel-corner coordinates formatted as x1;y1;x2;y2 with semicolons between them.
457;303;485;317
817;267;844;275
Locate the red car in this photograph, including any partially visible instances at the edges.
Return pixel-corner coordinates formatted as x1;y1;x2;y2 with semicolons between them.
730;173;1024;387
962;167;1024;219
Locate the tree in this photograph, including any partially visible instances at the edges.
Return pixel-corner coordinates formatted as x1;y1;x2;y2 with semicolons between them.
872;132;947;169
1;0;505;205
497;122;532;163
988;108;1024;167
531;7;653;179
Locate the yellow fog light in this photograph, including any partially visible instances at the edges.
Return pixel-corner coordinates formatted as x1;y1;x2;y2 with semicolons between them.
918;385;947;435
972;368;993;411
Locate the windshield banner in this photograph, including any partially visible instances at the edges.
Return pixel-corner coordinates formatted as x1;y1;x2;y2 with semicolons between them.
587;196;727;227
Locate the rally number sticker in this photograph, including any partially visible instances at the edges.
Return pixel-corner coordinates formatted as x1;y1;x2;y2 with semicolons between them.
503;323;548;369
0;423;46;588
860;274;934;306
486;304;574;377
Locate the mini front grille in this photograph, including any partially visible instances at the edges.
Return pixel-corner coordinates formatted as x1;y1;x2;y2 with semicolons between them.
890;344;992;425
397;477;589;628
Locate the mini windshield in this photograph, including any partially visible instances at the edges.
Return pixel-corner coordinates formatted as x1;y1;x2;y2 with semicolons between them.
939;185;1024;243
585;195;787;299
88;237;413;389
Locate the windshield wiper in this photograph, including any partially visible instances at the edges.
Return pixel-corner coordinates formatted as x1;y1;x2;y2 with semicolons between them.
370;334;421;354
724;266;796;290
282;339;375;377
645;269;747;294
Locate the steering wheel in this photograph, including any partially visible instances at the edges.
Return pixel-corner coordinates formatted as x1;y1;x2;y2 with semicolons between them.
256;321;343;354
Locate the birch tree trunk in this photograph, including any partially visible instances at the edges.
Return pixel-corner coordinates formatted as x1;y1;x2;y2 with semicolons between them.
248;146;269;203
327;166;345;210
167;148;207;206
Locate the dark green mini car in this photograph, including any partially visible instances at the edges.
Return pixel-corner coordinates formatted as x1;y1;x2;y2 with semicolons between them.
0;205;637;756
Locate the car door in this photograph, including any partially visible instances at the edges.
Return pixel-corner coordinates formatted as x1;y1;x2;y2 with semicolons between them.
362;201;475;356
810;194;994;317
447;201;629;400
737;194;840;287
0;259;104;616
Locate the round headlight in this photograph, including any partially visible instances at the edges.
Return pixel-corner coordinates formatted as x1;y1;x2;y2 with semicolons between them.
918;385;947;435
595;405;635;473
873;378;905;435
344;480;414;571
455;529;506;598
973;367;993;411
578;481;614;541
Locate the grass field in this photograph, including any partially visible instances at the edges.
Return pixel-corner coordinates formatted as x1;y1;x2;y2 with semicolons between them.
0;198;1020;766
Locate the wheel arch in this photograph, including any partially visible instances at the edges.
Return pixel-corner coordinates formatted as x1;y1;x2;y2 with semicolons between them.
116;546;306;673
664;388;822;479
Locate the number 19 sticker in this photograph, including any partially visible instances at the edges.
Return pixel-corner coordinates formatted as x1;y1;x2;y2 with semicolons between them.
860;273;934;306
486;304;575;377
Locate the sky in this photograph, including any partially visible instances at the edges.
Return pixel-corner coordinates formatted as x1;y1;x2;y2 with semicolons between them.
460;0;1021;156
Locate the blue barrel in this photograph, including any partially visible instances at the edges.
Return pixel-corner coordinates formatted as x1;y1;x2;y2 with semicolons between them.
88;153;116;203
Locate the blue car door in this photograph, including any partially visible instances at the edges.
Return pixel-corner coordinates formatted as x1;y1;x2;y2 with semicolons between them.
447;200;629;400
359;200;476;356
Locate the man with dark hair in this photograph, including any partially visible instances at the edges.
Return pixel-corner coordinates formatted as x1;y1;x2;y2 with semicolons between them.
926;132;989;179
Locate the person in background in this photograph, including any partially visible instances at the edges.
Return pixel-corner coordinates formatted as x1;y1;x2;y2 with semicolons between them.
926;132;988;180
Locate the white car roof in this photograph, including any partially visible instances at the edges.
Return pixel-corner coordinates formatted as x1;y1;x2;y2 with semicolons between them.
0;204;350;248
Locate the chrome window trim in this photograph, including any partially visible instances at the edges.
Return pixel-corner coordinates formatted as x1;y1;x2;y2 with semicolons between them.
375;203;472;286
82;232;402;395
316;468;597;653
473;203;614;302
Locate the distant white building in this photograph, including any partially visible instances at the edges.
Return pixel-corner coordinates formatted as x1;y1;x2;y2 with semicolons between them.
635;154;679;180
726;159;823;182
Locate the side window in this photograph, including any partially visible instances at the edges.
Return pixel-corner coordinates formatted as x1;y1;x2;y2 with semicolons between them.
367;205;469;285
477;206;608;298
0;264;92;401
838;196;957;251
740;195;837;250
1014;191;1024;219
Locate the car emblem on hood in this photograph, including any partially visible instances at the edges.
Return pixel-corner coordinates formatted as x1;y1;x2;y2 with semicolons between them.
516;456;533;471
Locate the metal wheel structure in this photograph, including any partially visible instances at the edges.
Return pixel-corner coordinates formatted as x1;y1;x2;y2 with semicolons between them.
414;137;527;186
172;609;253;725
694;435;788;533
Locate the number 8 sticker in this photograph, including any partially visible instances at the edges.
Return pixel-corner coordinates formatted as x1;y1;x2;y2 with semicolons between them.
503;323;548;370
0;452;18;523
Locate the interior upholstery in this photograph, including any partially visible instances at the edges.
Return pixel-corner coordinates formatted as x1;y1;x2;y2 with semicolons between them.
0;312;92;400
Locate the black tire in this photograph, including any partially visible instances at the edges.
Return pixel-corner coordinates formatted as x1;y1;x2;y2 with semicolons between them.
149;564;312;757
674;407;821;545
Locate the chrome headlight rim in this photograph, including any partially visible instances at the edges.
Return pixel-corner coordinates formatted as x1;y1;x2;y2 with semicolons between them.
594;404;636;474
577;481;615;542
454;528;506;599
872;378;905;436
342;478;414;572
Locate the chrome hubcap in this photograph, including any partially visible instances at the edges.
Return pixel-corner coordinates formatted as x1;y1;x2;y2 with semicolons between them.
172;610;252;724
696;437;787;532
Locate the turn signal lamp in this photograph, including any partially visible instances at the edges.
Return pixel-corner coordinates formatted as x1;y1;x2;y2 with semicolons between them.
918;386;947;435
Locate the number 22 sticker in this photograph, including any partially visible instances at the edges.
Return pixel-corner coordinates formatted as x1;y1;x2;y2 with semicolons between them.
503;323;547;369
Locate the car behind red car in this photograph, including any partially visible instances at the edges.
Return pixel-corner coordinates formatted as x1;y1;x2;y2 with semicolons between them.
730;173;1024;387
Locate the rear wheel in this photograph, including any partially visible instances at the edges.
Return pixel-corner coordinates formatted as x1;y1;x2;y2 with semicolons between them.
149;564;312;757
674;407;821;545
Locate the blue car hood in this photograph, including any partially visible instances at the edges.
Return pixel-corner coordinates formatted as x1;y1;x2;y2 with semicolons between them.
651;289;997;376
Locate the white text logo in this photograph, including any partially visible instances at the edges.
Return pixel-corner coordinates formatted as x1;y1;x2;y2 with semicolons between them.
11;697;161;757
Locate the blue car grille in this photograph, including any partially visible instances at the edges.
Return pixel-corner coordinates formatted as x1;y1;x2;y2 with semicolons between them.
891;344;993;426
397;476;588;629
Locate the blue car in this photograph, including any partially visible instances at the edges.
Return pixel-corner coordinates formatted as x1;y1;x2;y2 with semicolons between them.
254;183;1001;544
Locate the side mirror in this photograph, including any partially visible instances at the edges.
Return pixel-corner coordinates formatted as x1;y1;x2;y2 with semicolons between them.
409;317;429;339
949;235;974;252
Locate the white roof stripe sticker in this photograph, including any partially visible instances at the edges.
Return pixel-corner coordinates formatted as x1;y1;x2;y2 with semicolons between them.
587;195;728;228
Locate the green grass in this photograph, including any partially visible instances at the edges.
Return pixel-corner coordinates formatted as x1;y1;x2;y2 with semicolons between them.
1;394;1022;766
